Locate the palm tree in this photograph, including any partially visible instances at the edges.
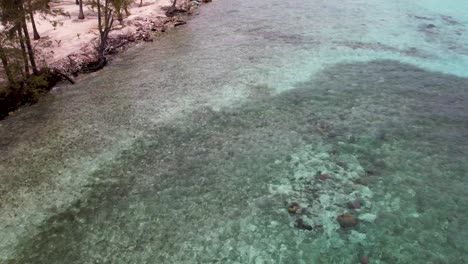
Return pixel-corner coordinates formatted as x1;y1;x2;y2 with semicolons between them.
27;0;41;40
96;0;113;67
0;42;15;84
78;0;84;19
19;4;39;74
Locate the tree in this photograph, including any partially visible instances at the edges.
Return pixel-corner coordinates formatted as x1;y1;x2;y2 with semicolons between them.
16;26;30;75
96;0;113;67
27;0;41;40
0;0;38;75
26;0;68;40
165;0;177;17
78;0;84;19
111;0;132;24
0;1;22;81
0;0;75;116
19;4;39;75
0;41;15;85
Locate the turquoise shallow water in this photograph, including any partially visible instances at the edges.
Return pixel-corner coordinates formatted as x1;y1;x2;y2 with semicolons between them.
1;0;468;263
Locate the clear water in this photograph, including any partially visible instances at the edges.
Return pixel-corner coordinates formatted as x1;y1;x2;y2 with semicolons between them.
1;0;467;263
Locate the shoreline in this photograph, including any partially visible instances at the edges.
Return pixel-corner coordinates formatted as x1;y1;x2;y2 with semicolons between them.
0;0;210;119
46;0;199;76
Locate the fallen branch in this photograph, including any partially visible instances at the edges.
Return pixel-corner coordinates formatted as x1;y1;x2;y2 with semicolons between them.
174;21;187;27
52;69;75;84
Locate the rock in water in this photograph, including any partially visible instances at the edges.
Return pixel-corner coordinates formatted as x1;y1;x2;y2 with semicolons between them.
287;202;300;214
360;256;370;264
347;199;361;209
318;173;331;181
295;218;312;230
337;213;358;228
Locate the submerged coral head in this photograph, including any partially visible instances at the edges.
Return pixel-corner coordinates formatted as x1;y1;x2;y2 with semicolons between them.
318;174;331;181
337;213;358;228
360;256;370;264
347;199;362;209
287;202;301;214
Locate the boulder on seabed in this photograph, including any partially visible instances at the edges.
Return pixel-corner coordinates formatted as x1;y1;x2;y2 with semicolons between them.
295;218;312;231
337;213;358;228
360;256;370;264
287;202;301;214
347;199;362;209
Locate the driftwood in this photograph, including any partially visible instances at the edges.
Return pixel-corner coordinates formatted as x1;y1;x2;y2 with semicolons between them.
174;21;187;27
52;69;75;84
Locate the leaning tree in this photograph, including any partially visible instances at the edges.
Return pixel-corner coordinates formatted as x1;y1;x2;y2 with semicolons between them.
94;0;113;69
0;0;39;75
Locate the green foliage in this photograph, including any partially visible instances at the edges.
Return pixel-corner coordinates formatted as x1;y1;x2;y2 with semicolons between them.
0;0;22;27
111;0;134;23
0;69;57;119
0;0;66;118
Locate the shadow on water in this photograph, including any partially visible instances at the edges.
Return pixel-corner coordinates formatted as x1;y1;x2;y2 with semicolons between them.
11;60;468;263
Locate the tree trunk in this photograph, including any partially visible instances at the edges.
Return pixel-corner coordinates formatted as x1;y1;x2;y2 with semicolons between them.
96;0;113;64
165;0;178;17
139;0;143;7
78;0;85;19
20;12;39;75
28;0;41;40
16;25;30;76
76;0;79;5
0;44;15;85
30;11;41;40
